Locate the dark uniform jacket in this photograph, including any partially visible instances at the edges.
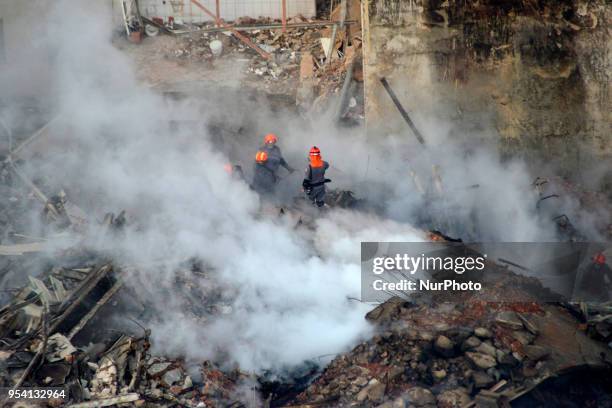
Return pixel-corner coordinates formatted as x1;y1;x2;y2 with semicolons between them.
261;144;291;173
252;145;291;193
304;161;329;205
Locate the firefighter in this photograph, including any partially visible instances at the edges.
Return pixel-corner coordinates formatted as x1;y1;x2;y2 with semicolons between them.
251;134;294;194
260;133;294;174
577;252;612;302
302;146;330;207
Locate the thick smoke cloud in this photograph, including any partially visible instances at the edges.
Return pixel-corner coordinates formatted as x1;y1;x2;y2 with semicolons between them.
0;0;388;373
1;0;606;376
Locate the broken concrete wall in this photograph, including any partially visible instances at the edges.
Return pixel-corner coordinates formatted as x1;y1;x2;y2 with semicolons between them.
362;0;610;187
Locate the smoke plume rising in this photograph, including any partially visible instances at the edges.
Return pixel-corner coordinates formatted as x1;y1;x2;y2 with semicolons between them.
1;0;607;376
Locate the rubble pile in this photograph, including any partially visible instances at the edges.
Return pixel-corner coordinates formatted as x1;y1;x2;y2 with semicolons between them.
167;21;322;78
2;140;611;407
0;113;366;406
0;256;258;407
565;301;612;350
293;266;612;407
0;139;248;406
1;149;611;408
3;25;610;408
154;10;363;116
325;189;361;209
534;176;612;241
528;175;612;244
1;216;611;407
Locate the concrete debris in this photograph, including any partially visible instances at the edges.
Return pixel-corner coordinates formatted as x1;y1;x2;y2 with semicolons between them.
472;371;495;389
431;369;447;381
522;345;551;362
436;387;471;407
474;341;497;358
356;378;386;403
292;259;612;407
472;390;501;408
405;386;435;407
495;311;525;330
44;333;77;362
462;336;482;351
0;257;250;406
466;351;497;369
155;15;363;119
474;327;493;339
434;335;455;357
0;178;609;407
161;368;184;388
1;5;611;406
147;360;173;377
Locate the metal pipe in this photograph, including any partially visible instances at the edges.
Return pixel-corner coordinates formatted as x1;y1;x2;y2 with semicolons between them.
379;77;426;144
281;0;287;32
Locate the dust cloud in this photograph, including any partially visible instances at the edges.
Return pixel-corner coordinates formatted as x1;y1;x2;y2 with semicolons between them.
0;0;605;375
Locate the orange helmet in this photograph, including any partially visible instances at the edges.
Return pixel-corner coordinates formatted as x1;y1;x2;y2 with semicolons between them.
594;252;606;265
255;150;268;163
309;146;323;167
264;133;278;145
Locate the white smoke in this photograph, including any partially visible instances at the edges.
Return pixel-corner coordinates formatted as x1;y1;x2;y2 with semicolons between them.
0;0;387;373
1;0;607;376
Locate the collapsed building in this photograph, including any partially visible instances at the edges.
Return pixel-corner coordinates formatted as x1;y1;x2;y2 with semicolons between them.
0;0;611;407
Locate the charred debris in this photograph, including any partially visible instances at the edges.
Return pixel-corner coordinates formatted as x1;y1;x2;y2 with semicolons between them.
0;124;611;407
115;0;365;125
1;1;612;408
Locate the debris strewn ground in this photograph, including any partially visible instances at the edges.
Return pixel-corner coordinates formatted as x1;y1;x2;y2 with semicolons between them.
1;1;611;407
118;11;364;123
294;272;612;407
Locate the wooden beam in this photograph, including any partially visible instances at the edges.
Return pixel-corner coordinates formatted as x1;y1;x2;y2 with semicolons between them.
215;0;220;26
67;279;123;341
4;116;60;163
0;242;46;256
67;393;140;408
9;163;60;219
379;77;426;144
48;264;113;335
